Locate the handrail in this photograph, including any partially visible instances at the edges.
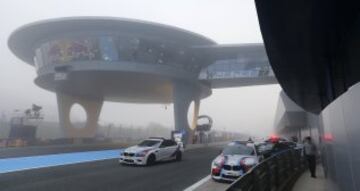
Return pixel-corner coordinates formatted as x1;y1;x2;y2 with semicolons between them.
226;149;306;191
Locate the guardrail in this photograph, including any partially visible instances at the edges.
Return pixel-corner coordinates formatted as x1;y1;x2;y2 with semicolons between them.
227;149;306;191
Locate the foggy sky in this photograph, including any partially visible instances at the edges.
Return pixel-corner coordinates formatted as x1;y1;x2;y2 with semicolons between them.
0;0;281;137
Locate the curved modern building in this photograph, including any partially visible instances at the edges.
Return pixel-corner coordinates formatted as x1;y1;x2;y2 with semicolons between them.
8;17;276;142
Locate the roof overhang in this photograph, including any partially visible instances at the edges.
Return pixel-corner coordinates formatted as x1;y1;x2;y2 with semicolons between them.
8;17;216;65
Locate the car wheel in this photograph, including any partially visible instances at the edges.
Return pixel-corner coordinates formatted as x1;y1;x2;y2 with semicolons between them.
146;154;156;166
175;151;182;161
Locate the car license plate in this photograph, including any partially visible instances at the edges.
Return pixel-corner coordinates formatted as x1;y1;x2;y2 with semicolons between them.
124;158;134;163
227;172;237;176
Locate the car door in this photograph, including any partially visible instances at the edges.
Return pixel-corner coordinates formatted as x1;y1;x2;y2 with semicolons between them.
158;141;170;160
165;140;179;159
158;140;178;160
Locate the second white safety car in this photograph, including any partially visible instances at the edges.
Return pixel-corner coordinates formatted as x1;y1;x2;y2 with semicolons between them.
211;142;262;181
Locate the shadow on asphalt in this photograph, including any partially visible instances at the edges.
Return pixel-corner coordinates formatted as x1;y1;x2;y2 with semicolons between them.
212;178;234;184
119;159;182;168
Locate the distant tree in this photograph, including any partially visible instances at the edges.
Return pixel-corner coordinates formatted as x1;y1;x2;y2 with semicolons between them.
32;104;42;118
25;109;32;117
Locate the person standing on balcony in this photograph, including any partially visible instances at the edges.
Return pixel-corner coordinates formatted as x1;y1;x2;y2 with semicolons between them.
304;136;317;178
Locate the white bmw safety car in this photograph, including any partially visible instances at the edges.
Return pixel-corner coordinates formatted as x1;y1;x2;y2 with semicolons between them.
119;137;183;166
211;142;262;181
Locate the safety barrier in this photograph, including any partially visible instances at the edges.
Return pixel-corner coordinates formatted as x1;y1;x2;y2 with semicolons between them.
227;149;306;191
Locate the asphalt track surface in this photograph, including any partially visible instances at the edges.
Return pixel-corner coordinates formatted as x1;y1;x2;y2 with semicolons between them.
0;146;222;191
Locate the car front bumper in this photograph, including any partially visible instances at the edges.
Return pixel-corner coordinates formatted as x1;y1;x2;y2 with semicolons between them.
211;169;244;182
119;156;146;165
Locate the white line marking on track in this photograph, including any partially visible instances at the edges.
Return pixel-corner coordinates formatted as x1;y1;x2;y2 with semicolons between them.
183;175;211;191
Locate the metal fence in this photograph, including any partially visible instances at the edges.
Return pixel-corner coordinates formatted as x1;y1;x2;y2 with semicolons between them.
227;149;306;191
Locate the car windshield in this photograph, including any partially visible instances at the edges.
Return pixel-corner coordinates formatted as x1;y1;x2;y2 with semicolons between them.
222;144;254;155
137;140;161;147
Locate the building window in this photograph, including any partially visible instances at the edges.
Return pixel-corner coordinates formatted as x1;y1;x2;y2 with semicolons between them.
42;38;101;65
99;36;119;62
35;35;202;74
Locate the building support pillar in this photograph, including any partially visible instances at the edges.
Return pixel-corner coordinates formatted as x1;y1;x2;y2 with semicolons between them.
57;92;103;138
190;98;200;131
173;81;200;144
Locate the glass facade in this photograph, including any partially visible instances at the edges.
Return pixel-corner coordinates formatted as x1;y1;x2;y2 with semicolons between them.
34;36;202;73
199;57;274;80
43;38;101;64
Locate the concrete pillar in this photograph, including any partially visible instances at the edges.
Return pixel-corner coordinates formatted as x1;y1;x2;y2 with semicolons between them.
57;92;103;138
190;98;201;144
172;81;200;144
190;98;200;130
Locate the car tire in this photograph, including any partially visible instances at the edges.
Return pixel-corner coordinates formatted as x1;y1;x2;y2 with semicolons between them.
175;151;182;161
146;154;156;166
